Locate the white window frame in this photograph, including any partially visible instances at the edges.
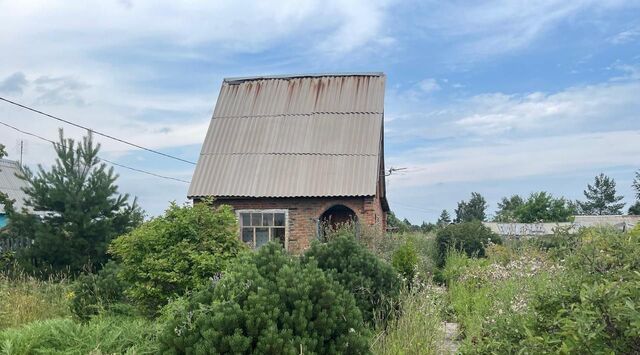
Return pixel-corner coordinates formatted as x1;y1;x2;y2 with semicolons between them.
236;209;289;250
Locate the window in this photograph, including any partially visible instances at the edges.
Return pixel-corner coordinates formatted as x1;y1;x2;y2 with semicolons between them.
238;210;287;249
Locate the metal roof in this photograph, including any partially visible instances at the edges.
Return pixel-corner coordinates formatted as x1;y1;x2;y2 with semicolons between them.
0;159;30;213
188;73;386;198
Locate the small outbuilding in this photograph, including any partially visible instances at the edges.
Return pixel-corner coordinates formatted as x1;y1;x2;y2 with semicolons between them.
0;158;30;228
188;73;389;252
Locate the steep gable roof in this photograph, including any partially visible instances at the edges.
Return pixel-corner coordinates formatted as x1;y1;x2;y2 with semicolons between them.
188;73;386;198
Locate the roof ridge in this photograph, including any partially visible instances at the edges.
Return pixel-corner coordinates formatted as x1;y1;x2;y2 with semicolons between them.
224;72;384;84
213;112;382;119
200;152;378;157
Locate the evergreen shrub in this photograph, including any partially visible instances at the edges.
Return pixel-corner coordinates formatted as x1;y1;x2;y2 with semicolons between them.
302;235;401;324
159;243;370;354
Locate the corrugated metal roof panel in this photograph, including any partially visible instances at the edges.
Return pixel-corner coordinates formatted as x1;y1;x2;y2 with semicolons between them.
214;75;385;117
188;154;378;198
201;113;382;155
190;73;385;198
0;159;30;213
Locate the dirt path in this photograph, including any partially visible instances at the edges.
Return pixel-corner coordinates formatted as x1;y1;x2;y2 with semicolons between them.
442;322;460;354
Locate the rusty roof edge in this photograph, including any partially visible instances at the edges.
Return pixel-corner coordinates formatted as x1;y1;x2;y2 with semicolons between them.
224;72;385;84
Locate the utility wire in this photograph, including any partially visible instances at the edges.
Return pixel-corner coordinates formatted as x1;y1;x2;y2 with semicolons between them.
0;120;191;184
0;96;196;165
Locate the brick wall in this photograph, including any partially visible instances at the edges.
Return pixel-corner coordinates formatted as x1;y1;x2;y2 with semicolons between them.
204;196;385;253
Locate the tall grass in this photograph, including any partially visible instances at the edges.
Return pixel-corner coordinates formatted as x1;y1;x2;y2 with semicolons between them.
0;316;159;354
0;270;72;330
372;285;446;355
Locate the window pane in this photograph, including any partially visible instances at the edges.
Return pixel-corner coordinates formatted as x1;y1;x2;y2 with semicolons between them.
241;228;254;246
251;213;262;226
274;213;285;226
262;213;273;226
256;228;269;248
272;228;285;247
241;213;250;227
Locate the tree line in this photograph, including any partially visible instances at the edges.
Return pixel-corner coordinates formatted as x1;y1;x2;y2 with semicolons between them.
393;171;640;230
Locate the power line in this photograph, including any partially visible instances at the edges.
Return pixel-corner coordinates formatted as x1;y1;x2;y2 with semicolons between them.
0;96;196;165
0;120;191;184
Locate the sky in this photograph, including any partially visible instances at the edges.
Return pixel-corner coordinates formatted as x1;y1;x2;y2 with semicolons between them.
0;0;639;223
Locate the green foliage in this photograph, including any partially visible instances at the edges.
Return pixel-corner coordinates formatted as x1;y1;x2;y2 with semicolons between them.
303;235;401;324
70;261;135;320
159;243;370;354
435;221;501;267
495;192;576;223
493;195;524;222
578;173;625;215
0;143;6;159
110;202;243;314
0;271;71;330
386;211;412;233
391;240;418;282
0;316;159;354
454;192;487;223
629;201;640;215
4;130;143;275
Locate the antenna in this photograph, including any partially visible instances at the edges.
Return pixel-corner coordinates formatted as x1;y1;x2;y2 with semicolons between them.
385;167;407;176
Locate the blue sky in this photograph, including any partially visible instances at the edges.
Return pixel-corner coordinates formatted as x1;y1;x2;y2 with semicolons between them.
0;0;639;223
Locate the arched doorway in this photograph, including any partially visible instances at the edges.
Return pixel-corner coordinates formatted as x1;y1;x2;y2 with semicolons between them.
318;205;358;240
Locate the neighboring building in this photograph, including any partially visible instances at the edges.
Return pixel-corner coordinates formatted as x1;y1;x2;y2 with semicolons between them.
0;159;29;228
188;73;389;253
484;215;640;238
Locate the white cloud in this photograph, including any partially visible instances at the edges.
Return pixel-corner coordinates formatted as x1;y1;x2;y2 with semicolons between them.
417;78;441;93
0;1;392;58
609;27;640;44
454;80;640;135
389;130;640;188
417;0;635;58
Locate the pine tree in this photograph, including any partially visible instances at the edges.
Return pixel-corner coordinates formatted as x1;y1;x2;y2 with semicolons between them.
578;173;625;215
6;130;143;274
455;192;487;222
0;143;6;159
630;170;640;215
437;209;451;226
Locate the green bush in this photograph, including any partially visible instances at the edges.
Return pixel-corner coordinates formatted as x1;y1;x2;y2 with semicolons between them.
435;221;501;267
0;316;158;354
391;240;418;282
302;235;400;324
70;261;135;320
109;202;244;314
158;243;370;354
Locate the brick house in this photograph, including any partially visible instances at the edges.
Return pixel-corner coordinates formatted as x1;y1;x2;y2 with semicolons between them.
188;73;389;253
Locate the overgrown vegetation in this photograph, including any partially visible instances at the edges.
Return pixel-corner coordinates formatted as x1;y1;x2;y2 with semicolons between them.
109;202;244;314
435;221;501;267
0;271;71;331
444;226;640;354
